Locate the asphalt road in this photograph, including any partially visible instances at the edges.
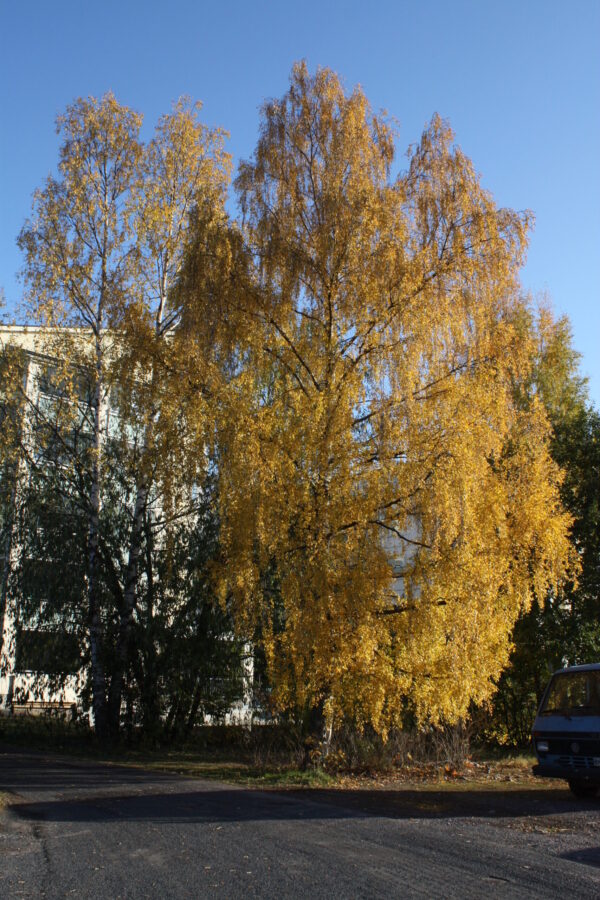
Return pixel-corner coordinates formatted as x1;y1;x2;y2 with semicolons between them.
1;748;600;899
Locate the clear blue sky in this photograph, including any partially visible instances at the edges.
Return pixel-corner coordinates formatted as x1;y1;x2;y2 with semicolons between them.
1;0;598;406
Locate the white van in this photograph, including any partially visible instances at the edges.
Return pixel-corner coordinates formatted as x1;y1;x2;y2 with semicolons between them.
532;663;600;798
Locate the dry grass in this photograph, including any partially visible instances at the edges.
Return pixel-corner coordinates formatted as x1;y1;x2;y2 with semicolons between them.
332;755;545;789
1;714;553;793
113;752;552;793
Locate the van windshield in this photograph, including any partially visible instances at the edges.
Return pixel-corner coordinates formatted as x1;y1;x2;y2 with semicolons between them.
540;670;600;717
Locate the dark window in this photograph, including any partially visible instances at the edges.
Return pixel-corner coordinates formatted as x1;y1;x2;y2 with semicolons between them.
16;628;81;674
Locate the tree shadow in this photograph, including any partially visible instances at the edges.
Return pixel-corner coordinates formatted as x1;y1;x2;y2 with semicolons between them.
293;785;598;820
560;848;600;869
7;786;599;826
2;748;598;826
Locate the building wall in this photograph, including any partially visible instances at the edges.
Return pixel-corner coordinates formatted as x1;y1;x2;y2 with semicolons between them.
0;325;257;723
0;328;85;711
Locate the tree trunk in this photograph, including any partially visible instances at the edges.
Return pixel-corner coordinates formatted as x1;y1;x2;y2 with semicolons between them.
0;469;17;664
88;370;108;740
106;291;165;736
106;283;170;738
106;480;149;736
185;679;204;735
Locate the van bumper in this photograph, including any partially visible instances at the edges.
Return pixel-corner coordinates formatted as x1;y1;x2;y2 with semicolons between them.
533;763;600;783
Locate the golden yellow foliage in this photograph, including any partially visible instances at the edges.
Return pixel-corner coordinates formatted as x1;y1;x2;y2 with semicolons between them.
213;63;574;731
15;93;232;737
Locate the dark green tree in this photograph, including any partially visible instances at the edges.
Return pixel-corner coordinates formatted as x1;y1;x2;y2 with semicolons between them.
491;309;600;744
4;399;248;739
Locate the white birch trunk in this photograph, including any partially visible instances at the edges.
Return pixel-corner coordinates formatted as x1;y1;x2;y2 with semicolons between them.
87;342;108;737
107;276;169;733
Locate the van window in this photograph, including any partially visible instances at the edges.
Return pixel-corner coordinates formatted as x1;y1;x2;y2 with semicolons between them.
540;670;600;717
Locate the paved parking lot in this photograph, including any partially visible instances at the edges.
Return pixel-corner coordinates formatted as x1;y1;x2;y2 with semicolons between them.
1;748;600;898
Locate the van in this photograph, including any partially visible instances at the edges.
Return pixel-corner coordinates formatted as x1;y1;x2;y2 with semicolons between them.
532;663;600;798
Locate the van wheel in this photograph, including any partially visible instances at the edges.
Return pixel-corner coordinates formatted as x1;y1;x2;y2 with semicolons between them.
568;780;599;799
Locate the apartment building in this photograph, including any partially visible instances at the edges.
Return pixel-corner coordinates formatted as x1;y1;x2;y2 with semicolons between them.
0;326;86;714
0;325;254;723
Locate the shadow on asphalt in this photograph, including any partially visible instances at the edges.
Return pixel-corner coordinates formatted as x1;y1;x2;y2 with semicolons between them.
7;787;599;825
560;848;600;868
1;749;598;825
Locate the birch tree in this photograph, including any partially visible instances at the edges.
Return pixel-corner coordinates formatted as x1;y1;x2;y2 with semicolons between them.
17;94;229;738
105;99;230;733
216;63;574;733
